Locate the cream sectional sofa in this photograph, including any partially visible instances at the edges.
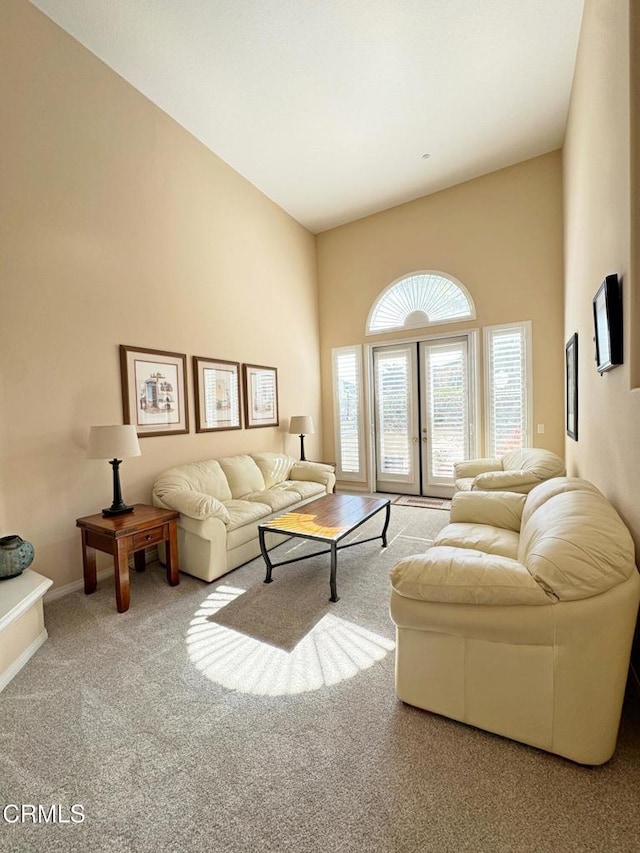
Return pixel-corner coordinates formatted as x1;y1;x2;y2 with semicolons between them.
454;447;566;494
152;453;336;582
390;477;640;764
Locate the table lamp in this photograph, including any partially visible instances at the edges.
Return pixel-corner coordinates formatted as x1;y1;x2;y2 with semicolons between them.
289;415;314;461
87;425;141;517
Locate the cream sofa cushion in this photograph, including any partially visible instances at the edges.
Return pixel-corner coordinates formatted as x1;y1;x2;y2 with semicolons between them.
225;499;272;532
520;476;599;526
153;459;232;502
290;461;336;491
153;489;230;523
454;448;566;495
473;469;540;492
219;455;266;499
454;457;503;479
450;491;526;531
278;480;325;500
391;593;555;644
435;523;519;560
245;489;300;513
391;546;550;606
502;447;565;480
251;452;295;489
518;485;636;601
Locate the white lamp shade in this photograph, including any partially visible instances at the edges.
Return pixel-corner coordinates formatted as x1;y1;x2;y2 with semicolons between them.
289;415;314;435
87;425;141;459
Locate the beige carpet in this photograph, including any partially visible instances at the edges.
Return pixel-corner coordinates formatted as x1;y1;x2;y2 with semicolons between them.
1;504;640;853
207;566;335;651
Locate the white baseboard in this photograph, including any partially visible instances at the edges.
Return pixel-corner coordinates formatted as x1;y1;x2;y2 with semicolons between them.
0;629;48;693
44;547;160;602
45;568;113;602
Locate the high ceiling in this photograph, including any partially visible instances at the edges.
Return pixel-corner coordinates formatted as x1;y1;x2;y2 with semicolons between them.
30;0;584;233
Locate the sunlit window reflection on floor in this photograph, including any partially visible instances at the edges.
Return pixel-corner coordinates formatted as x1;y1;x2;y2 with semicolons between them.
186;585;395;696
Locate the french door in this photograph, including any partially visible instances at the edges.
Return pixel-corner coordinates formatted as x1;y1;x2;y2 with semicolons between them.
373;337;473;496
373;344;420;494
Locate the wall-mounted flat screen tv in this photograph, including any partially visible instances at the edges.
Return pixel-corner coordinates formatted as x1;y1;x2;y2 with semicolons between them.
593;273;622;373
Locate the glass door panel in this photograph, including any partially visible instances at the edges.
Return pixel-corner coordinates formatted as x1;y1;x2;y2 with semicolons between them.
373;344;420;494
420;339;470;496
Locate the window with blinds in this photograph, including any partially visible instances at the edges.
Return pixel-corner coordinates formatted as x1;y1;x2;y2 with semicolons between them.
332;345;365;480
484;323;532;457
374;347;413;478
367;272;475;334
426;343;468;480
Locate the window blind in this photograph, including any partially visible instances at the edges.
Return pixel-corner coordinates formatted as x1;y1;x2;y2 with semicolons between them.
427;345;467;479
332;346;364;479
374;349;411;477
485;324;530;457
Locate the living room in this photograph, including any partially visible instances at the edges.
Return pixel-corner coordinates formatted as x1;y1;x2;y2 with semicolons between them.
2;0;640;850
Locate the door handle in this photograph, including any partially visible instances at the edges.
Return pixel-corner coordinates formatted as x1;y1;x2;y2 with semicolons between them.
412;437;419;444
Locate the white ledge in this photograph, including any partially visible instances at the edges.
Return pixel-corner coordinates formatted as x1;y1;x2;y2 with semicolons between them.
0;569;53;633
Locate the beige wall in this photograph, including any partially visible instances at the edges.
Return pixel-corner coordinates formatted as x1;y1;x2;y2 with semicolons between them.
563;0;640;553
0;0;321;589
317;152;566;481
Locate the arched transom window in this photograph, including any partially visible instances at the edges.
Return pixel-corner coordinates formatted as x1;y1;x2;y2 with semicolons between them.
367;271;475;335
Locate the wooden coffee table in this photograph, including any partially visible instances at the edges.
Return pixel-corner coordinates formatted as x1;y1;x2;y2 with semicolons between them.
258;493;391;602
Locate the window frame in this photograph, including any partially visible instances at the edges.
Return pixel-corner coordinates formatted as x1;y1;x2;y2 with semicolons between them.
366;270;476;336
483;321;533;457
332;344;366;482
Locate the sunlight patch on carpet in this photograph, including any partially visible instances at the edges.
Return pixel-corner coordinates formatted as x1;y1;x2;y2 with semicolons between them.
186;585;395;696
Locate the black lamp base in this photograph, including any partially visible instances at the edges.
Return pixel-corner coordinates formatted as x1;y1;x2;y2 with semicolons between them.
102;504;135;518
299;434;307;462
102;458;135;518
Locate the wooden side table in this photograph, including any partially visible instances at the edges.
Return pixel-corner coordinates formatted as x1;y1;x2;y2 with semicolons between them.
76;504;180;613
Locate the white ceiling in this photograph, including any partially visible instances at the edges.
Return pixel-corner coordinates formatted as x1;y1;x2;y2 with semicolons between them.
30;0;584;233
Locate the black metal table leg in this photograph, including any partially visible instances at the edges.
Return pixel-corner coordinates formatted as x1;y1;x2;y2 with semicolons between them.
260;527;274;584
381;501;391;547
329;542;339;602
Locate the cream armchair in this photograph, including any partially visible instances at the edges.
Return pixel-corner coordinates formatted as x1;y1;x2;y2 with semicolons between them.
389;478;640;764
454;447;565;494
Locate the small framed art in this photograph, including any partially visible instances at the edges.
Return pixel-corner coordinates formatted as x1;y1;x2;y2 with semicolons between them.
592;273;623;373
242;364;279;428
565;333;578;441
120;345;189;437
193;356;242;432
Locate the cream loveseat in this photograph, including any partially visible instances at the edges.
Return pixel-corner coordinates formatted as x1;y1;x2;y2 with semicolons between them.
454;447;566;494
152;453;336;582
390;477;640;764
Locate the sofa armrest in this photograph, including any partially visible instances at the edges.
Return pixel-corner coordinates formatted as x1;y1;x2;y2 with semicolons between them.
289;461;336;492
153;489;230;523
390;546;550;605
473;470;539;491
454;457;502;478
450;491;527;532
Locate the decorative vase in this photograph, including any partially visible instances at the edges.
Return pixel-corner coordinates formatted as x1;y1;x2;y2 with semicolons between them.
0;535;35;580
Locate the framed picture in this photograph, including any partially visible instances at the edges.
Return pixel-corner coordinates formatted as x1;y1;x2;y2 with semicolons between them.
565;333;578;441
592;273;623;373
120;345;189;437
193;356;242;432
242;364;279;428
